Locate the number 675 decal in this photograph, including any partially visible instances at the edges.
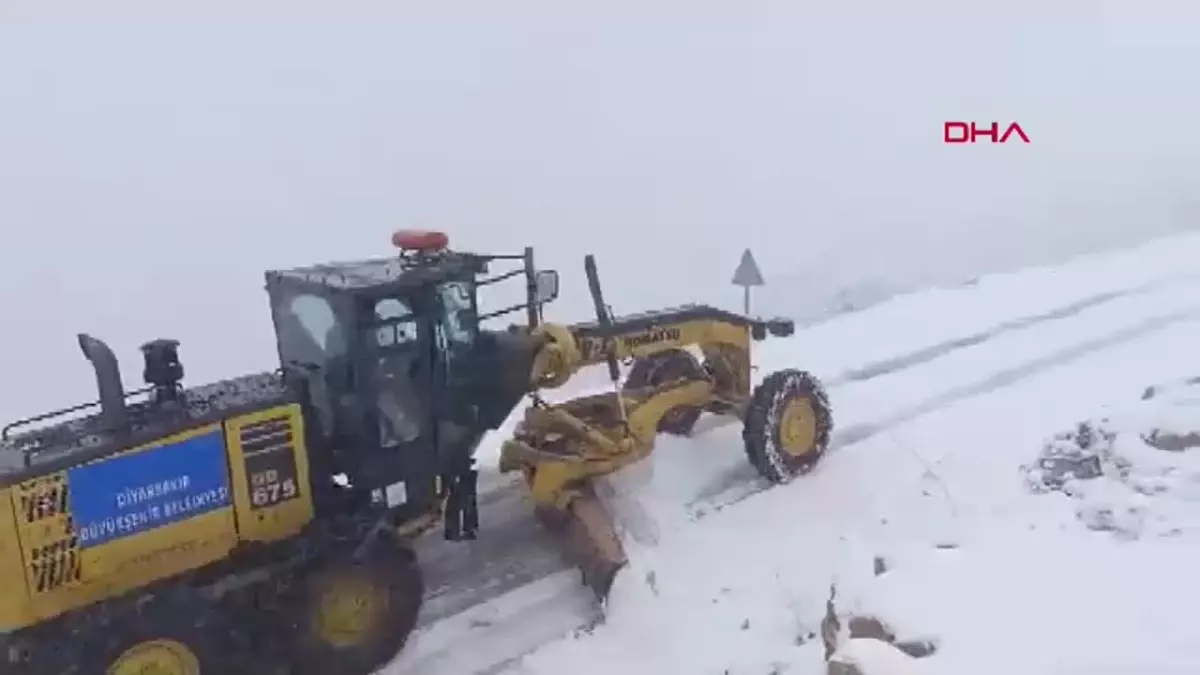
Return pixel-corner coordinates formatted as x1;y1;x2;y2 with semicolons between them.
250;469;299;508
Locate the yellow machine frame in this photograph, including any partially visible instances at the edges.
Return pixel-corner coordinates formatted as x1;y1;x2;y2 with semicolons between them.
497;304;805;596
0;403;314;632
502;315;755;508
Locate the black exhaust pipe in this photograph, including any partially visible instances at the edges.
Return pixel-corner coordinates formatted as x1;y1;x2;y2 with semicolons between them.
77;334;131;436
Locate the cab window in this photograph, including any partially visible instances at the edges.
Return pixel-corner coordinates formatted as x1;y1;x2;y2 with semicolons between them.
374;298;418;348
278;293;346;365
436;281;477;348
371;297;424;446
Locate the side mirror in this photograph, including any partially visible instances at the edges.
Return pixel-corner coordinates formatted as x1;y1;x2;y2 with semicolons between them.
534;270;560;304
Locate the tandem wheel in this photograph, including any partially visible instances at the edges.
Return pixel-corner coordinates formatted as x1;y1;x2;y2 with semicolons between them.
83;589;230;675
276;531;424;675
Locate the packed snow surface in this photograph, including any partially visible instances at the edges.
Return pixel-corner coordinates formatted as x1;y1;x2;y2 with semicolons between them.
393;232;1200;675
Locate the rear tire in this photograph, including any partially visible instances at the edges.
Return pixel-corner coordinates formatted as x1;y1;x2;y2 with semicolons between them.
624;349;706;436
743;369;833;483
279;531;424;675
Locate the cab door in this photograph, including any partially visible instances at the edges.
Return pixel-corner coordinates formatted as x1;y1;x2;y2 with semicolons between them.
351;294;438;495
430;280;485;539
431;281;479;400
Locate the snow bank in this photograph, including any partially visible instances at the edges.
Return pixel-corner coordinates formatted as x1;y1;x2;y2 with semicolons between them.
832;379;1200;675
509;357;1200;675
836;531;1200;675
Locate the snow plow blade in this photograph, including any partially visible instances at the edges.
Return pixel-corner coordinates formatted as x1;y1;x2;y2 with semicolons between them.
536;484;628;601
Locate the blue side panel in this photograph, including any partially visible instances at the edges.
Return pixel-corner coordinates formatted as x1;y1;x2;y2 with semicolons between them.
67;428;232;549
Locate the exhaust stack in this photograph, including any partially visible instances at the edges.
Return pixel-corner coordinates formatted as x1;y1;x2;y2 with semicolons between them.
77;333;131;436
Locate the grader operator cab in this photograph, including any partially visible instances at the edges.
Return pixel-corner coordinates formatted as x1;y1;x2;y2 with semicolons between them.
0;231;832;675
262;229;561;542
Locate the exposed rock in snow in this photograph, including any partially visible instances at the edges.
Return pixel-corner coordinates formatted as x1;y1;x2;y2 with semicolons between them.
1022;381;1200;539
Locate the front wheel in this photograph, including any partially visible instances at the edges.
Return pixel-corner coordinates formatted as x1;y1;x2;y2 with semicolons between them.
743;369;833;483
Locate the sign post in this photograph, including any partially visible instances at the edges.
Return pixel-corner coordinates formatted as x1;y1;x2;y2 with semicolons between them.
730;248;765;316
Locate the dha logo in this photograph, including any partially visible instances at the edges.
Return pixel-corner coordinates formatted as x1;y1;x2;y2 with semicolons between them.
944;121;1030;144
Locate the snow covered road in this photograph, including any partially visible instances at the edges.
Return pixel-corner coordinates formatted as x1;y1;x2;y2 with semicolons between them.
389;232;1200;675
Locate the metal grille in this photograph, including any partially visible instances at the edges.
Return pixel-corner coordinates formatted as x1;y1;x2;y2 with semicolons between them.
239;416;294;453
17;476;68;523
29;538;81;592
15;475;81;593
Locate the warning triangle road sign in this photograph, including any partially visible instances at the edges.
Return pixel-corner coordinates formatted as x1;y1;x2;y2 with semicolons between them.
731;248;765;287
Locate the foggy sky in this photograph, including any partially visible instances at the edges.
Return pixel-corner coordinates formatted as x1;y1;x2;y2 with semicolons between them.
2;18;1199;418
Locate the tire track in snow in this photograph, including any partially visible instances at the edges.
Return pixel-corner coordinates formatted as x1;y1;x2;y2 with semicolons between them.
685;285;1153;508
822;288;1131;387
696;306;1200;514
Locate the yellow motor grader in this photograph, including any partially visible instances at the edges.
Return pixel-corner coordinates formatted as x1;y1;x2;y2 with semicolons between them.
0;230;832;675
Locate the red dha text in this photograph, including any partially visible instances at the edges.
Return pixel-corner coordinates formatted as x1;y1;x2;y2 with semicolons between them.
944;121;1030;144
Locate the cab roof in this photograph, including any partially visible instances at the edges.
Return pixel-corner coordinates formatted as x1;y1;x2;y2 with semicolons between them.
266;251;488;295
